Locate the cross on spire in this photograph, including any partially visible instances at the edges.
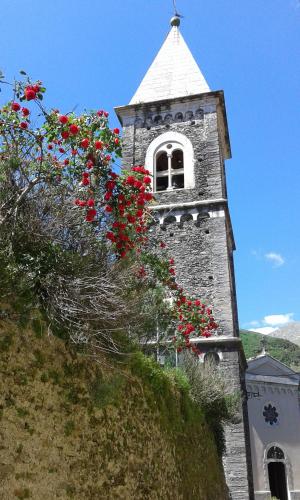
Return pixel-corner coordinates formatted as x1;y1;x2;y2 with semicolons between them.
172;0;183;17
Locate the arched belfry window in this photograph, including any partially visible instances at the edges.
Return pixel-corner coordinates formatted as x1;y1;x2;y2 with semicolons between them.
145;131;195;192
155;144;184;191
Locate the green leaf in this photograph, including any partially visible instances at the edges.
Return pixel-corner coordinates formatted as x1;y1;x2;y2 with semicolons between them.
20;70;27;76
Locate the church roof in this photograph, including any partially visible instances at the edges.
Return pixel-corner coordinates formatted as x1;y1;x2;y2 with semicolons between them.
246;354;300;385
129;20;210;105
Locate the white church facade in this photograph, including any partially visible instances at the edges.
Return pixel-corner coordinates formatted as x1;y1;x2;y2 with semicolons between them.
246;354;300;500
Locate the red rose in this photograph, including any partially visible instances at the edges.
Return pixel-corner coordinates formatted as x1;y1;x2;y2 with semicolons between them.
61;131;69;140
160;241;166;249
81;177;90;186
81;138;89;149
32;84;40;93
48;144;53;150
113;128;120;135
104;111;109;117
94;140;103;150
143;176;151;184
127;214;136;223
87;199;95;207
64;159;69;166
87;208;97;217
106;231;116;241
25;87;36;101
105;180;115;191
69;124;79;135
126;176;135;185
22;107;30;116
11;102;21;112
105;205;113;213
59;147;65;153
114;138;119;145
97;110;103;116
59;115;68;124
20;122;28;130
104;192;112;201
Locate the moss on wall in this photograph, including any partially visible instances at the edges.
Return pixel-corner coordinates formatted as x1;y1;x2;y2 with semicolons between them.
0;314;227;499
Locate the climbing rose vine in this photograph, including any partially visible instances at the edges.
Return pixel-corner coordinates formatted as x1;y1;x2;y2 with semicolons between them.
0;73;218;353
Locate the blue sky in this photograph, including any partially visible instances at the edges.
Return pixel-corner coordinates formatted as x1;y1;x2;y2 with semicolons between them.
1;0;299;331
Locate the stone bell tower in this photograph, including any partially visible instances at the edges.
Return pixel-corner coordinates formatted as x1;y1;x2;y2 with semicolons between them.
115;16;254;500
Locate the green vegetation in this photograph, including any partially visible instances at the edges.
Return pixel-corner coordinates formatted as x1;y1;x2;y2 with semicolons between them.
0;319;227;499
240;329;300;370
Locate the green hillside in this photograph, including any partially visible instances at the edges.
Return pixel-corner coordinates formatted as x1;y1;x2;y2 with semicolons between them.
240;330;300;371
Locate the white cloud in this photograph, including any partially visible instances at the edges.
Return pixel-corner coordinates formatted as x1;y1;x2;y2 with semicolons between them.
264;252;285;267
264;313;294;326
249;327;278;335
247;313;294;334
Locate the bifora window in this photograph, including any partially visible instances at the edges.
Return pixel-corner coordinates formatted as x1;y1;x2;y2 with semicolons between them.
155;143;184;191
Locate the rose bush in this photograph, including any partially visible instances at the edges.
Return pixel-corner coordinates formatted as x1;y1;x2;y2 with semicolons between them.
0;73;218;354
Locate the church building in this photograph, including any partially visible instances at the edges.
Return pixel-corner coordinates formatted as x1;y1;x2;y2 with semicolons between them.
115;16;254;499
246;353;300;500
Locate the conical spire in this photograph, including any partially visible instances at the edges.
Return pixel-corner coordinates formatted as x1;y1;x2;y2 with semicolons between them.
129;17;210;105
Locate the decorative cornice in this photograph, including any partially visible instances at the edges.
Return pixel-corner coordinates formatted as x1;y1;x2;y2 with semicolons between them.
149;198;227;211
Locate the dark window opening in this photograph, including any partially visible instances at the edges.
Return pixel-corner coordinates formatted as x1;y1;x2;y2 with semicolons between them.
171;150;183;169
156;176;168;191
171;174;184;189
156;152;168;172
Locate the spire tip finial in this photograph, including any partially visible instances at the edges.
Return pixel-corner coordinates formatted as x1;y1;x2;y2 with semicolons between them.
170;15;180;27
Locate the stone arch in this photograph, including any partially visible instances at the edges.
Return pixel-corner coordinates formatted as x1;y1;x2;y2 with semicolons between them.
263;443;293;495
154;115;162;125
145;131;195;191
180;213;193;224
164;215;176;226
185;110;194;121
175;112;183;121
195;108;204;119
204;351;220;366
164;113;173;124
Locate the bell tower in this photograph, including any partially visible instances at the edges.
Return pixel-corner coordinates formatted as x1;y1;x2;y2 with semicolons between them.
115;16;254;500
